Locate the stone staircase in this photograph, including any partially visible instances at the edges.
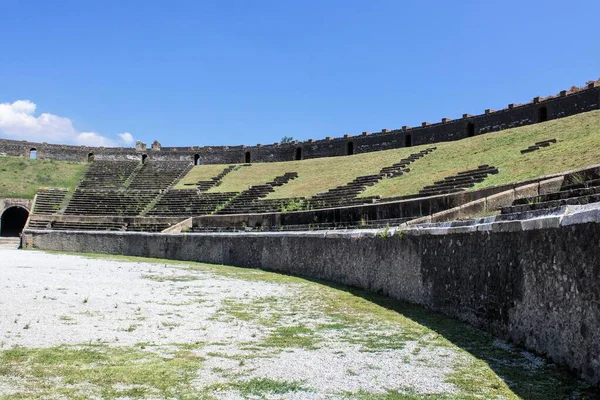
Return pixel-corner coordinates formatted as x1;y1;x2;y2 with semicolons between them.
63;190;159;216
520;139;557;154
28;219;126;231
128;162;192;191
32;188;69;215
78;161;140;189
60;162;193;216
215;172;299;215
308;148;436;209
0;237;20;249
501;170;600;214
146;190;238;216
417;165;499;197
194;165;240;192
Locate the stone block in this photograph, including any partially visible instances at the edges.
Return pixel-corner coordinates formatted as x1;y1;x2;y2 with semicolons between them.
538;177;564;195
514;183;539;200
485;190;515;211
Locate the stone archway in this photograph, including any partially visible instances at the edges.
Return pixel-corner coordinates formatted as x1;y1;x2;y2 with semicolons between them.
0;206;29;237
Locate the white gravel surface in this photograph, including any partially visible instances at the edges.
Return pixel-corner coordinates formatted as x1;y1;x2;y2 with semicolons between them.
0;249;465;398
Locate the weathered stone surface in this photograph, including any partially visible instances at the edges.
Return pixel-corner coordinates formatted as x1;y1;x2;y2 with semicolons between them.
23;208;600;385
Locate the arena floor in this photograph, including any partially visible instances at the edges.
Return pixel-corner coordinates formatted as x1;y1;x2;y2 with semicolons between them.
0;250;595;399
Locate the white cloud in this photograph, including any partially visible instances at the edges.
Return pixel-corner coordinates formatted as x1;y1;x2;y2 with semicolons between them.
0;100;135;147
75;132;117;147
117;132;135;145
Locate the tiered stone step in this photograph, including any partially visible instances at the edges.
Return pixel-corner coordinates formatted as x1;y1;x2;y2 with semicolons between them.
520;139;557;154
0;237;20;249
126;222;174;232
64;190;159;216
193;215;416;233
147;190;237;216
245;197;309;213
193;165;239;191
27;219;52;229
379;148;436;177
128;162;192;191
501;176;600;214
33;188;69;215
417;165;499;197
78;161;139;189
48;221;126;231
216;172;298;215
308;148;436;209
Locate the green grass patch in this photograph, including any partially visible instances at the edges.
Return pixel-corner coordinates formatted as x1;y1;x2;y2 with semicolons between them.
173;164;233;189
214;296;284;325
345;389;456;399
210;377;309;396
142;273;203;282
28;250;600;400
260;326;319;349
362;110;600;198
172;110;600;201
0;157;86;199
0;345;203;399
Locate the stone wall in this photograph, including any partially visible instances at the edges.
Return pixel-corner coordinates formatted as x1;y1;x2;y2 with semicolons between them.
0;198;31;214
2;84;598;164
23;205;600;384
192;176;562;229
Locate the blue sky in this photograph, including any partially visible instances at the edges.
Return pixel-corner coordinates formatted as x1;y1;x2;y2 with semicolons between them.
0;1;598;147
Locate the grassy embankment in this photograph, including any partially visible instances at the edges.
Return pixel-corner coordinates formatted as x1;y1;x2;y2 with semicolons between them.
0;157;87;199
174;110;600;200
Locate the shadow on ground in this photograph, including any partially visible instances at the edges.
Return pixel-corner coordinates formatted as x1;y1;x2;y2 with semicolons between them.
303;277;600;400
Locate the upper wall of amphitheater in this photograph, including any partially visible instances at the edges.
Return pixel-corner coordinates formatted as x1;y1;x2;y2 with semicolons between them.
1;81;599;164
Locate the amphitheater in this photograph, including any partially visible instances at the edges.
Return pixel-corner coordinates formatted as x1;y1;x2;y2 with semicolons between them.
2;81;600;399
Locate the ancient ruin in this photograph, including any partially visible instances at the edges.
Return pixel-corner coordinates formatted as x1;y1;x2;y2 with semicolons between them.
0;80;599;390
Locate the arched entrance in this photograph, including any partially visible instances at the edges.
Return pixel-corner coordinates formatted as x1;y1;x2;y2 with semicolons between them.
467;122;475;137
0;206;29;237
538;106;548;123
194;154;200;165
404;134;412;147
347;141;354;156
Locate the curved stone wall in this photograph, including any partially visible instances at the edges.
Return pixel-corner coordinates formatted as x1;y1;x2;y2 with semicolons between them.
2;83;599;164
22;204;600;385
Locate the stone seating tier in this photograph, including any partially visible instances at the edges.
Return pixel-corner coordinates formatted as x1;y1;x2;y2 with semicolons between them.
78;161;140;189
502;193;600;214
32;189;68;215
416;165;498;196
126;222;174;232
147;190;237;216
307;148;437;210
520;139;557;154
28;220;126;231
64;190;159;216
127;162;192;191
215;172;298;215
192;215;415;233
501;174;600;214
195;165;239;191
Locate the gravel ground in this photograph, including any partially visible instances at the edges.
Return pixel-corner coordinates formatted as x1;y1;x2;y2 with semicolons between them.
0;249;566;399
